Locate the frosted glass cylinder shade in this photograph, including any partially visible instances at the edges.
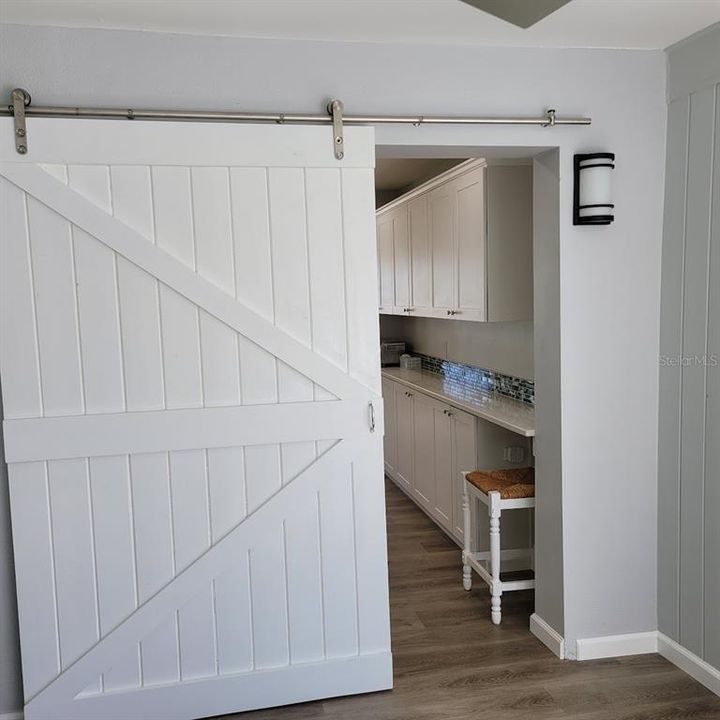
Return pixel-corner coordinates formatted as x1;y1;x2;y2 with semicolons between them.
573;153;615;225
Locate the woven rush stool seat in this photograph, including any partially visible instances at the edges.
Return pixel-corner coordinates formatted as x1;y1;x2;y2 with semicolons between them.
465;467;535;500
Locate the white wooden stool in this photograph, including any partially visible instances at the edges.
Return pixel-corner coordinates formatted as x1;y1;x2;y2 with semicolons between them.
461;468;536;625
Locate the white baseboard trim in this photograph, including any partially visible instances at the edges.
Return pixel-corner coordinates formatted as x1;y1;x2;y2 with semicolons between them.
529;613;565;659
0;711;24;720
575;631;658;661
658;633;720;696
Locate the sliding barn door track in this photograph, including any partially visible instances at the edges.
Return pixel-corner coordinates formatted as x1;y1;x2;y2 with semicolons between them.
3;88;591;158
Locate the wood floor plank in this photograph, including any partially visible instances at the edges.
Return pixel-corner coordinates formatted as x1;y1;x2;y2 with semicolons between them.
230;479;720;720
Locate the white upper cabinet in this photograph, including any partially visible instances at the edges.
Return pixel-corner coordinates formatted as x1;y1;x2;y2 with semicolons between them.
392;205;411;311
376;159;533;323
377;212;395;313
408;195;432;314
455;166;487;321
428;182;456;316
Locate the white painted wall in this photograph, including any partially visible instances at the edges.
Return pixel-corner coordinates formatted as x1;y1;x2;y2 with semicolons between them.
0;23;667;708
380;315;534;380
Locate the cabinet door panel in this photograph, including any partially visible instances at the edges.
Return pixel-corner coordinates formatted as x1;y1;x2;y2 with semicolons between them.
456;168;486;321
382;378;397;476
433;407;453;531
412;394;435;510
395;386;414;491
377;214;395;313
408;195;431;313
452;409;478;540
392;207;410;311
429;186;455;312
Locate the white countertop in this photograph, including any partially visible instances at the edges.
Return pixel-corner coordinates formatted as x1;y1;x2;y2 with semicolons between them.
382;367;535;438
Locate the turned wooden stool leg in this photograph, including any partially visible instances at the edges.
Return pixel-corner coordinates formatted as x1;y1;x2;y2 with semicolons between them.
489;491;502;625
462;482;473;591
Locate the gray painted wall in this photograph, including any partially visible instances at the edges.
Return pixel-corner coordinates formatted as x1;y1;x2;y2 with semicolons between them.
658;23;720;670
0;22;667;711
532;150;564;635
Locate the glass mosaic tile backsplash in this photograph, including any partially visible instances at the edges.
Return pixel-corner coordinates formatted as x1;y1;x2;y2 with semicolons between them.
417;354;534;405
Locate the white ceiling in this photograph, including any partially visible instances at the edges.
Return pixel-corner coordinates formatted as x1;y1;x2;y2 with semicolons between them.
1;0;719;49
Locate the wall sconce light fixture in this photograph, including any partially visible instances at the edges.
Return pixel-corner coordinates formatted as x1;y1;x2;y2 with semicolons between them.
573;152;615;225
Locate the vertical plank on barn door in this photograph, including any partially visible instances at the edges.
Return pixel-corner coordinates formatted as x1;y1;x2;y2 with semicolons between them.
68;166;125;416
7;463;59;698
73;227;125;414
231;167;278;407
268;168;313;402
191;167;241;408
305;168;347;454
111;165;165;413
249;526;290;670
319;461;359;659
89;455;140;691
110;166;154;242
268;168;317;481
214;552;254;676
47;460;99;684
169;450;216;680
352;444;392;655
130;453;178;686
26;196;84;416
341;169;382;394
152;166;203;410
305;168;347;377
0;178;42;419
207;446;252;676
285;492;324;664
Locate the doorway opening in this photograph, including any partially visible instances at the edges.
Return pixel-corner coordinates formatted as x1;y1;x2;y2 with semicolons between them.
373;144;563;679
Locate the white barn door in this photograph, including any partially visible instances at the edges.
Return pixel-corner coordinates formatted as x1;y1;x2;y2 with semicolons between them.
0;118;391;720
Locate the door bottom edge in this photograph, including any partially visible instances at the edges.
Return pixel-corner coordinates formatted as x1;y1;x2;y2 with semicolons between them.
24;652;394;720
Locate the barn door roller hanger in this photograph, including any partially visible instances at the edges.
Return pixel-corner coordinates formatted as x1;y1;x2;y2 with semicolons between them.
3;88;590;159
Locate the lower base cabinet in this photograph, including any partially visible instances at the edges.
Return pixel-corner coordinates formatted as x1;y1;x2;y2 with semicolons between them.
382;376;532;548
411;392;436;513
394;384;414;492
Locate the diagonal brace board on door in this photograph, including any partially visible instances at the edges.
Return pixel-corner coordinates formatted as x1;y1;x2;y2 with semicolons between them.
24;437;358;712
0;163;374;402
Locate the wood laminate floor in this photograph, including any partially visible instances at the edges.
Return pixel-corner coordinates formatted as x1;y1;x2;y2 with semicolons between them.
235;479;720;720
